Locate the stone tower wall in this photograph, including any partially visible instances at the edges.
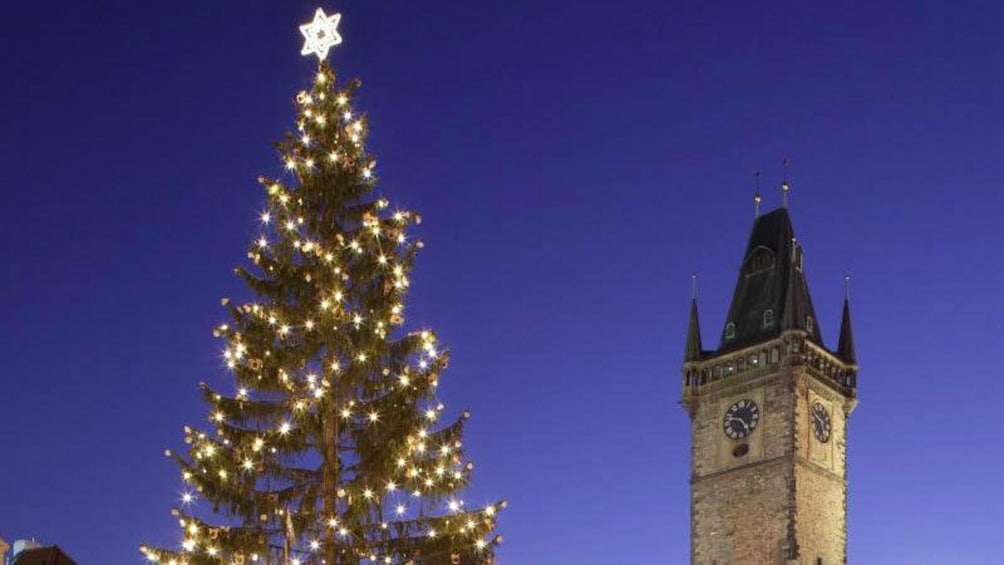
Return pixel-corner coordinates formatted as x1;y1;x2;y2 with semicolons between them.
690;370;797;564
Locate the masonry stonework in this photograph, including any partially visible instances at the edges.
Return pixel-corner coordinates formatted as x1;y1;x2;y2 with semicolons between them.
681;207;858;565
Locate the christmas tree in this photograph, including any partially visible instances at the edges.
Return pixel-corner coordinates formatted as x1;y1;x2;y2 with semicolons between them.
141;9;504;565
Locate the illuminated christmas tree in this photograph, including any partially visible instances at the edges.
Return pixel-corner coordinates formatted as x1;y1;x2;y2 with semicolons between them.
141;9;504;565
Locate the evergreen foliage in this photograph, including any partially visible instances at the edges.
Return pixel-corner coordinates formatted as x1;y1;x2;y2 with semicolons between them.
141;62;503;565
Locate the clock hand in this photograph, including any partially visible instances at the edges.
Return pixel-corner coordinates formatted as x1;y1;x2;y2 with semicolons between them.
729;416;750;432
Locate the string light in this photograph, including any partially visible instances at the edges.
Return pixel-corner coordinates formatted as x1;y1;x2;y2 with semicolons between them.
144;11;503;562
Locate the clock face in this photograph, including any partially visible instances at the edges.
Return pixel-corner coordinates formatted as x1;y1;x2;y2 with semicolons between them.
722;398;760;440
811;401;831;443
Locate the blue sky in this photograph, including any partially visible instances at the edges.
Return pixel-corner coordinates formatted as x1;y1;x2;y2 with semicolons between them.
3;1;1004;563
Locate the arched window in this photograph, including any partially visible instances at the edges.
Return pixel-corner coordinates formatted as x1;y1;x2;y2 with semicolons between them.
744;246;775;275
806;315;814;333
725;322;736;340
763;309;775;328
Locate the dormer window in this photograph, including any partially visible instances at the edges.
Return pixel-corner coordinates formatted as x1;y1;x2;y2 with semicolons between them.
806;315;814;333
725;322;736;341
763;309;774;328
744;246;775;275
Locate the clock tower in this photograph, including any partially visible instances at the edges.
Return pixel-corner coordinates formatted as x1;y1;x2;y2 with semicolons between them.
681;205;858;564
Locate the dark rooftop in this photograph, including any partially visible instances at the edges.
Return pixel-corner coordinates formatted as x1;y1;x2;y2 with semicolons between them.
12;546;78;565
717;207;823;353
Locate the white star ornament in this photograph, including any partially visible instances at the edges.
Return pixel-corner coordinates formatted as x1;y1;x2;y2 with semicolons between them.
300;8;343;61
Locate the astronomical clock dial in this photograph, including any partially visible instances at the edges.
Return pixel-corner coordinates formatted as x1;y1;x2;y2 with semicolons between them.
722;398;760;440
811;401;832;443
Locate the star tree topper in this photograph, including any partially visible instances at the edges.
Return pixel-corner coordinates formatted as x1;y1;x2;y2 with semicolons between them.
300;8;343;61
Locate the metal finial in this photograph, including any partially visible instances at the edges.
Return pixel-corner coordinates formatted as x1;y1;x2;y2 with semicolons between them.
691;274;698;300
753;191;763;218
844;275;851;301
781;158;791;208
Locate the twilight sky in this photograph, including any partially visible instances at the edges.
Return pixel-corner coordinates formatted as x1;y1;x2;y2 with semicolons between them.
3;1;1004;563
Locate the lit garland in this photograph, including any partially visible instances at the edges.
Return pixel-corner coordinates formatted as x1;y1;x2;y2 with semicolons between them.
141;11;503;565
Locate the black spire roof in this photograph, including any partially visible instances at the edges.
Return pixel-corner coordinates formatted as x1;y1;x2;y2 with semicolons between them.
684;298;703;363
718;207;823;352
837;296;857;364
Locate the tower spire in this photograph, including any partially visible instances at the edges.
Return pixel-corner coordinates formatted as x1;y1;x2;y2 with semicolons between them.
754;171;763;218
837;275;857;365
781;157;791;208
684;274;703;363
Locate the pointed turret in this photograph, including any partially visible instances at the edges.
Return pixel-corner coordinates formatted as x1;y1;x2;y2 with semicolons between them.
684;298;703;363
718;208;823;352
837;289;857;365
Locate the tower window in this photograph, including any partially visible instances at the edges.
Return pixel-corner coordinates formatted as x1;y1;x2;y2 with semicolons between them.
744;246;775;275
725;322;736;340
763;309;774;328
792;240;804;270
806;315;814;333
